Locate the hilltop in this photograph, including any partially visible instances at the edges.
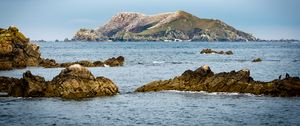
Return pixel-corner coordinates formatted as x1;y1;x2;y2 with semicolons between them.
74;10;257;42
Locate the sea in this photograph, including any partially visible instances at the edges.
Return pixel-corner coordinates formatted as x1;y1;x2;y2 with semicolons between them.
0;41;300;125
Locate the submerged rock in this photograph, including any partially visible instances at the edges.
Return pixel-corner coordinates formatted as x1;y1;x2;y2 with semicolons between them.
4;64;119;99
0;26;42;70
135;65;300;97
200;48;233;55
252;58;262;62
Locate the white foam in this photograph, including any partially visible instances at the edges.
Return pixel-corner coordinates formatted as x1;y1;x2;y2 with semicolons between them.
153;61;165;64
161;90;257;96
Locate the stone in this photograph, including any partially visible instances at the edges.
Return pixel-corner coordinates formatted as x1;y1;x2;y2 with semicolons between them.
104;56;125;67
200;48;233;55
47;64;119;99
252;58;262;62
0;26;43;70
135;65;300;97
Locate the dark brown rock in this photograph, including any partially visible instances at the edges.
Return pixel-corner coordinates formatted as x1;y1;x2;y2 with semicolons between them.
252;58;262;62
104;56;125;67
135;65;300;97
200;48;233;55
8;71;46;97
39;56;124;68
0;76;21;92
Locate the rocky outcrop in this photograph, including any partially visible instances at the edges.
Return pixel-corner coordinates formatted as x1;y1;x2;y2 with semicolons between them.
200;48;233;55
135;65;300;97
0;26;42;70
39;56;124;68
3;64;119;99
74;10;257;42
252;58;262;62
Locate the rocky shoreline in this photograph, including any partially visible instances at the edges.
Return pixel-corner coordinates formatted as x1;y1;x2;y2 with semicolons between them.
0;26;124;70
0;64;119;99
135;65;300;97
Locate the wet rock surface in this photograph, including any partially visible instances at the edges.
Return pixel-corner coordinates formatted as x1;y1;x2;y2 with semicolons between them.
200;48;233;55
1;64;119;99
135;65;300;97
0;26;42;70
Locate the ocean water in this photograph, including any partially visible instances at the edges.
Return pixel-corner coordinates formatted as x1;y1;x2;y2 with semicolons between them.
0;41;300;125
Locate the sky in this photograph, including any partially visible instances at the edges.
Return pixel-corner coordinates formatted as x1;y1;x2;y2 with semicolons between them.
1;0;300;40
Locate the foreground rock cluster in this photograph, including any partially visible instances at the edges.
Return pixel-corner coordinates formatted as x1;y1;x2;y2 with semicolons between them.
200;48;233;55
135;65;300;97
0;64;119;99
0;26;124;70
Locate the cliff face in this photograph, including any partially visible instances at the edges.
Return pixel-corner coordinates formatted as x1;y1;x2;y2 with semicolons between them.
74;10;256;42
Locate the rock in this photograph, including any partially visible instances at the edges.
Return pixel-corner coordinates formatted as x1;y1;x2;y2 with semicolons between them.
200;48;233;55
60;60;95;67
104;56;125;67
252;58;262;62
39;58;60;68
39;57;124;68
46;64;119;99
3;64;119;99
0;26;43;70
135;65;300;97
9;71;46;97
0;76;21;92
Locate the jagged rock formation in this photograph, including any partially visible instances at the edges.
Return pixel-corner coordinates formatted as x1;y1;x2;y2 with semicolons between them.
0;26;42;70
74;10;256;42
40;56;125;68
2;64;119;99
200;48;233;55
135;65;300;97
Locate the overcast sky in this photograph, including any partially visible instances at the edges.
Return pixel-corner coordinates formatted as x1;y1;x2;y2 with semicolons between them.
1;0;300;40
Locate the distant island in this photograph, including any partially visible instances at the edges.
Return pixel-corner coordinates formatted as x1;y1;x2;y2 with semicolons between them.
73;10;257;42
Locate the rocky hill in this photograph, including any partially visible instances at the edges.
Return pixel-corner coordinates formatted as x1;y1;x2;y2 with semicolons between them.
74;10;257;42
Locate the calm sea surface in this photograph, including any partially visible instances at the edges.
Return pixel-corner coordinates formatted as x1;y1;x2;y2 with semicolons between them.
0;41;300;125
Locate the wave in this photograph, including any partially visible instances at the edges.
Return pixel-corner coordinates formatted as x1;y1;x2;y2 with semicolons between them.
161;90;258;96
152;61;165;64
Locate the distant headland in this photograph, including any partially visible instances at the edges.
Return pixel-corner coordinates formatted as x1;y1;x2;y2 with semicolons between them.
73;10;258;42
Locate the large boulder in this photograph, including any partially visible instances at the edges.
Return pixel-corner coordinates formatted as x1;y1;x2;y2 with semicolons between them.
47;64;119;98
0;26;42;70
135;65;300;97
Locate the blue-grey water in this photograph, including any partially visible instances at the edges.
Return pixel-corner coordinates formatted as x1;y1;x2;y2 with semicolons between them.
0;41;300;125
